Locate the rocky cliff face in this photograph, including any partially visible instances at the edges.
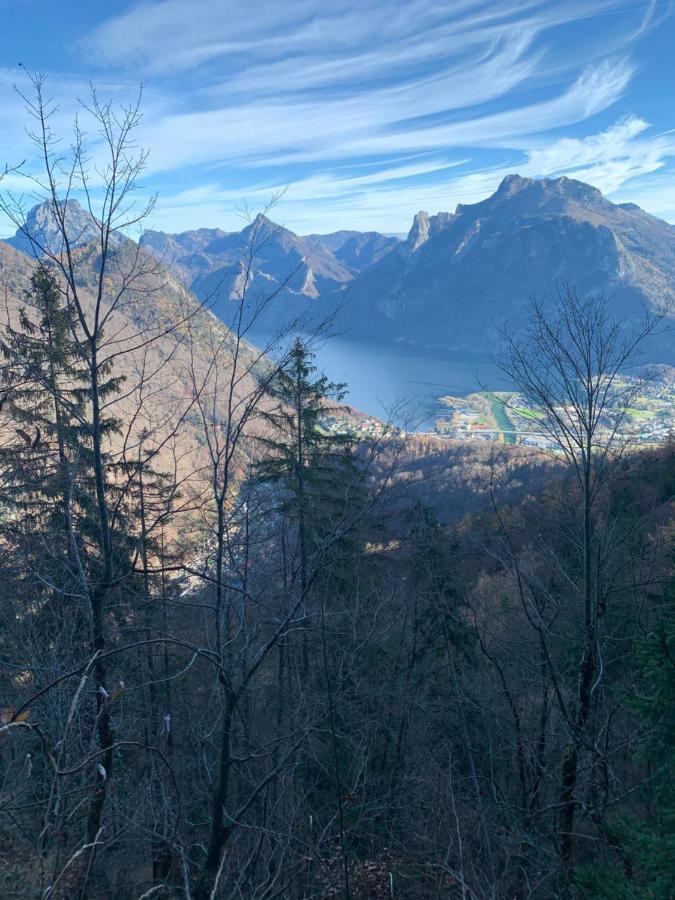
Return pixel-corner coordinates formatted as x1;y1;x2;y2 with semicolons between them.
406;211;454;252
341;174;675;360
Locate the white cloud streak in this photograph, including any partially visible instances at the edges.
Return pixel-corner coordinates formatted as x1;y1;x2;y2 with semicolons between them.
83;0;643;78
145;116;675;233
1;0;672;232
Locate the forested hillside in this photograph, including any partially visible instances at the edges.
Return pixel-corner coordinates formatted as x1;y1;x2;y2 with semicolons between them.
0;76;672;900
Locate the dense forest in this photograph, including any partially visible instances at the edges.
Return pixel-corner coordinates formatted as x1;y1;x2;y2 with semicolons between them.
0;77;673;900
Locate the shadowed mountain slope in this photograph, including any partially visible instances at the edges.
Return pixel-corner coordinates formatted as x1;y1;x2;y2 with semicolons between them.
341;174;675;360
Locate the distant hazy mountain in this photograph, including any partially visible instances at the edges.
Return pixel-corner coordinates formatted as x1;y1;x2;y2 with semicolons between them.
140;217;400;329
342;174;675;360
305;230;400;274
139;227;230;284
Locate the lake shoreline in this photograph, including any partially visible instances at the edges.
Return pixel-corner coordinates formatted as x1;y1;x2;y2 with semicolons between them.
249;330;514;432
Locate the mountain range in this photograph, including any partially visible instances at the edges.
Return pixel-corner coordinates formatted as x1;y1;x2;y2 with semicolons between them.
0;224;547;524
138;218;399;329
3;174;675;361
343;174;675;358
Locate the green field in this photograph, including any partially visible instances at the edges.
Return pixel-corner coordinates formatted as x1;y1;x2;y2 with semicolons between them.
513;406;541;421
625;407;653;421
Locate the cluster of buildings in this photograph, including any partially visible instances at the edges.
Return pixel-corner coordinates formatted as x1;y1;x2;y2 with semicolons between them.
318;375;674;451
321;414;391;439
435;399;493;439
434;379;674;450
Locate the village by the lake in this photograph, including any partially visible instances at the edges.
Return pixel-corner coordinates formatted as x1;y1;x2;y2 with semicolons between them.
432;372;675;448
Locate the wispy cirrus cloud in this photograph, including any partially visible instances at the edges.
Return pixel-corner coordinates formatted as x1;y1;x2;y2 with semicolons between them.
128;51;634;178
1;0;673;232
145;116;675;234
82;0;649;78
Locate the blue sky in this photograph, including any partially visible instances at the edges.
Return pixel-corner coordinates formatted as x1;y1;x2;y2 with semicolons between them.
1;0;675;235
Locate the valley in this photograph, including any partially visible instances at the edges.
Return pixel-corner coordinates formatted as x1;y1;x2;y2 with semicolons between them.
1;167;674;900
5;175;675;445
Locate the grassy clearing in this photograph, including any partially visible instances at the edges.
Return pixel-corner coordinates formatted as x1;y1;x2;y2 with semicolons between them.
513;406;541;421
625;407;654;421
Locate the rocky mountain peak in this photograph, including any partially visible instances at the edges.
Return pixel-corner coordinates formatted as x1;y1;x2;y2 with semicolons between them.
503;173;608;209
4;198;115;255
250;212;276;231
494;173;605;203
407;211;430;250
453;173;614;222
344;174;675;362
406;210;454;251
495;173;535;196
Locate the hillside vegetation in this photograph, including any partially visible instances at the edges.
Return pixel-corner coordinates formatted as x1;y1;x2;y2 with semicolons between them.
0;78;672;900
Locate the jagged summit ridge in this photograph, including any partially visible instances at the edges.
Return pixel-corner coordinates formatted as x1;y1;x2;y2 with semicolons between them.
496;173;606;202
135;214;400;330
3;203;401;331
4;176;673;364
452;173;616;222
343;174;675;361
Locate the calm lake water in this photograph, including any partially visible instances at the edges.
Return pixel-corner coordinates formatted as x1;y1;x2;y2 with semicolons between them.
263;335;513;431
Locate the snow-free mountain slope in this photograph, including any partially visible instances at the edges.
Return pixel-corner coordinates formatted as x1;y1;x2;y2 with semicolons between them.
137;217;399;327
342;174;675;360
4;178;674;363
132;216;396;329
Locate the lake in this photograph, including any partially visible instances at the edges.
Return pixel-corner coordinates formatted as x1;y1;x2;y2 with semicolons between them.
282;335;514;431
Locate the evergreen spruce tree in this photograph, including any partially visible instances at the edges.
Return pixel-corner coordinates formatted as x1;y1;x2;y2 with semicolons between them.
1;265;86;522
256;337;361;603
254;338;368;893
0;265;94;633
0;264;127;594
